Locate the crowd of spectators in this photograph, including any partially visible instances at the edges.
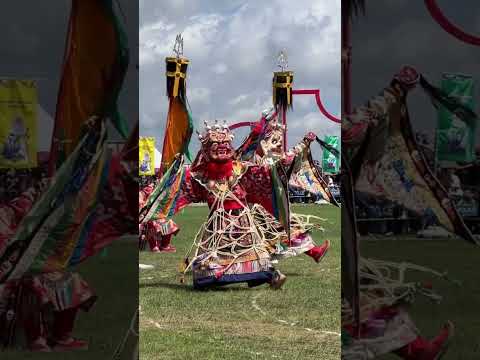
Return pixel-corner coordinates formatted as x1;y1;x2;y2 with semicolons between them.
0;168;48;203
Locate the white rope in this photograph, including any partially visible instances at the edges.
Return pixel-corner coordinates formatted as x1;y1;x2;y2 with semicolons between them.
182;186;269;276
342;257;458;324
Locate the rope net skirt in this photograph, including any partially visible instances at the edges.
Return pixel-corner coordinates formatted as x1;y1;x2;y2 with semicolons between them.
182;189;274;284
250;204;326;259
180;184;329;285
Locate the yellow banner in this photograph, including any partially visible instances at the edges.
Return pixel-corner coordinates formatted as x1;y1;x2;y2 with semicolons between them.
139;137;155;176
0;79;37;168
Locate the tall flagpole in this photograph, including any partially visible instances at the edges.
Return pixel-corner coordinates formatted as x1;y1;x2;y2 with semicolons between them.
342;1;361;338
273;50;292;152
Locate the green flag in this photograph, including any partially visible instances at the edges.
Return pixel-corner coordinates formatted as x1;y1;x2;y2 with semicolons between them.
322;135;339;174
436;74;476;166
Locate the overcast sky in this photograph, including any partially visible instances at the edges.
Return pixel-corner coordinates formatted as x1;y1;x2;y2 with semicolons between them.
1;0;138;151
351;0;480;145
140;0;341;160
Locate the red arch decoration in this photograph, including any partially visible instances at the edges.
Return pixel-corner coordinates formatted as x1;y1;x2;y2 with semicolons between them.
229;121;259;130
425;0;480;46
291;89;341;123
228;89;340;130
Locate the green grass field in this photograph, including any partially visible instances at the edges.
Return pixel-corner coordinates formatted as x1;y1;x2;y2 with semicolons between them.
3;240;138;360
361;237;480;359
139;204;341;360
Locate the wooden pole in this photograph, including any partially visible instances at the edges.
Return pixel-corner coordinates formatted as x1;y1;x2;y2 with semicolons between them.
282;106;287;151
342;13;352;116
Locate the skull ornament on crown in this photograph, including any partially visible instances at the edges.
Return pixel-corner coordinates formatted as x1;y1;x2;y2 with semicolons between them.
197;120;235;163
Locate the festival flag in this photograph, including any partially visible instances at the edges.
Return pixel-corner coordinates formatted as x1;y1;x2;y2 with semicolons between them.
0;79;38;169
139;137;155;176
436;74;476;166
160;55;193;175
48;0;129;175
322;135;340;173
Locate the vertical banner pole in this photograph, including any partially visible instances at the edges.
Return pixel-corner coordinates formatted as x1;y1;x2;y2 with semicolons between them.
282;106;287;152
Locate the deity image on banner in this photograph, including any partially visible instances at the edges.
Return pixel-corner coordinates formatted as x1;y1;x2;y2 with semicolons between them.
2;116;29;162
140;151;151;174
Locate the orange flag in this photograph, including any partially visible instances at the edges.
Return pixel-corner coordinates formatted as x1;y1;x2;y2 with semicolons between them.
160;97;193;175
49;0;129;175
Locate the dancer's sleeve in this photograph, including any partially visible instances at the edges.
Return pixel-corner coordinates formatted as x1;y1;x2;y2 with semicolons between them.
342;86;401;161
280;133;315;169
174;168;207;212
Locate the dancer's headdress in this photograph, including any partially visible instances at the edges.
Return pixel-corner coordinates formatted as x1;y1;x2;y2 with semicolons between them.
197;120;234;145
264;117;285;136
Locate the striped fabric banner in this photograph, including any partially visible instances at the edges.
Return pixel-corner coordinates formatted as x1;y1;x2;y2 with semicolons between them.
1;121;132;281
141;155;186;223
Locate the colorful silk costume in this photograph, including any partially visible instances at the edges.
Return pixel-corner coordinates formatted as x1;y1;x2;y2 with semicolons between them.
141;121;317;289
235;110;334;261
341;66;470;358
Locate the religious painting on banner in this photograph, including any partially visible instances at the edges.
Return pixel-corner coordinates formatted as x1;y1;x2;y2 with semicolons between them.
322;135;339;174
139;137;155;176
0;79;37;168
436;74;476;166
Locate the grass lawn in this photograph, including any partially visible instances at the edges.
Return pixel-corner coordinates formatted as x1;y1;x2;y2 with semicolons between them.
139;204;341;360
361;237;480;359
3;239;139;360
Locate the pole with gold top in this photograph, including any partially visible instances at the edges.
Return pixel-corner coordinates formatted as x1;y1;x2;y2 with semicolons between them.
272;50;293;151
165;34;190;100
160;34;194;176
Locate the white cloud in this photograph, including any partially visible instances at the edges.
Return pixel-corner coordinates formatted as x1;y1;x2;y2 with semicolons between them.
213;63;228;74
140;0;341;161
188;87;211;105
228;94;249;106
